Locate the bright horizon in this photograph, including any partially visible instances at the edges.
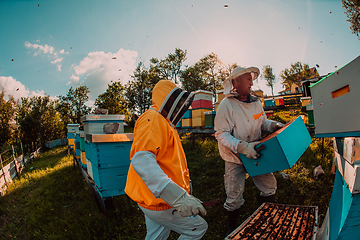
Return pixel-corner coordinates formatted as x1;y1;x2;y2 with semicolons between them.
1;0;359;104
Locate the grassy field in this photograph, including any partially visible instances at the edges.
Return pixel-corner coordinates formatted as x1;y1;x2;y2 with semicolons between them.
0;107;335;239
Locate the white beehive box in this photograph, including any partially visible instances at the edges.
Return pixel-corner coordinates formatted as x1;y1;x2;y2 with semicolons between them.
194;90;213;101
81;114;126;135
67;123;80;133
310;55;360;138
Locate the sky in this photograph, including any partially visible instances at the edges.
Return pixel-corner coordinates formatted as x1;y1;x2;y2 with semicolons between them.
0;0;359;106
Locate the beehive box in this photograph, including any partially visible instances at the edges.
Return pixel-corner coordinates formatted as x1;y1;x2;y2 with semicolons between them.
79;131;87;167
264;99;275;107
192;117;204;128
68;138;75;151
182;109;192;119
81;114;126;135
182;118;192;128
310;55;360;138
226;203;318;240
274;97;284;106
75;133;81;160
320;169;360;240
240;116;312;177
204;111;216;128
300;97;311;107
333;137;360;165
67;123;79;133
194;90;213;101
216;89;225;103
192;99;212;109
85;133;133;198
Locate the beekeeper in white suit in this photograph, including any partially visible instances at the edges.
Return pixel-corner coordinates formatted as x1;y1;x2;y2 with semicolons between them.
214;66;284;236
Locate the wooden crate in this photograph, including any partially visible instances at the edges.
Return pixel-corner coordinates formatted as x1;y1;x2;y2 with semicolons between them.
240;116;312;176
310;55;360;138
226;203;318;240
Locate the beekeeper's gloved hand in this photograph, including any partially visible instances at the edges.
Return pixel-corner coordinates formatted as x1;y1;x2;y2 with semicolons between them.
160;181;207;217
238;141;261;159
271;121;284;131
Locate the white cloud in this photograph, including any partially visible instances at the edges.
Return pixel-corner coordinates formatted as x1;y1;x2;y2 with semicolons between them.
51;58;63;64
25;42;54;55
0;76;58;101
70;48;138;100
24;41;68;71
0;76;30;100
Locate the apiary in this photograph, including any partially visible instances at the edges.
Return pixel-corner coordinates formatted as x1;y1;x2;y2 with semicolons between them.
226;203;318;240
240;116;312;176
84;133;133;198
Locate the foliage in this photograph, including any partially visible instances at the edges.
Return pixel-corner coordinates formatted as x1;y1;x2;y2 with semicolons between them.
149;48;187;84
180;53;226;102
94;81;129;117
16;95;64;149
342;0;360;38
280;62;319;89
0;90;16;149
261;65;276;96
57;86;91;126
125;62;155;118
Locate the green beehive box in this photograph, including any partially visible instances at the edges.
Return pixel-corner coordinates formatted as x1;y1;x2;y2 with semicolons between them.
204;111;216;128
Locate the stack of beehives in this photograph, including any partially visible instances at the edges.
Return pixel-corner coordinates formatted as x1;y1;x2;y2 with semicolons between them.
310;55;360;240
191;90;213;128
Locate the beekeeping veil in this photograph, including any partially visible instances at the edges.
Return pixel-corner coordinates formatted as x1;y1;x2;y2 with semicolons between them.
152;80;194;127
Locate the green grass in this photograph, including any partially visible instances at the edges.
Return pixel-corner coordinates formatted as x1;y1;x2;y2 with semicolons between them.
0;107;335;239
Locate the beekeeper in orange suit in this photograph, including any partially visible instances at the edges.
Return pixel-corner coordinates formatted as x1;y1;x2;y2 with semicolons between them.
214;66;284;236
125;80;208;239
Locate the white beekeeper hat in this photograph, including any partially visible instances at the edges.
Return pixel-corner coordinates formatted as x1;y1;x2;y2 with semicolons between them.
223;66;260;97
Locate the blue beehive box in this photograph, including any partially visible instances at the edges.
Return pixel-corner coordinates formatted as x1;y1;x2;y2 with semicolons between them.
182;109;192;119
264;99;275;107
240;116;312;176
85;133;133;198
75;133;81;160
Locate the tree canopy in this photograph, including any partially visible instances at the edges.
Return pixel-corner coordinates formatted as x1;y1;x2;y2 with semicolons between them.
342;0;360;38
280;62;319;89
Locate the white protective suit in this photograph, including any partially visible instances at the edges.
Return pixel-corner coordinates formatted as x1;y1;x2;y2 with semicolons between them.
214;95;278;211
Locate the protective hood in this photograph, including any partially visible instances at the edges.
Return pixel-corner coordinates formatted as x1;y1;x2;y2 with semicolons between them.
223;66;260;97
152;80;194;126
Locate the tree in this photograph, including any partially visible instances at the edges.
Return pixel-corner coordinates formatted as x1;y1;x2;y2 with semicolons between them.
262;65;276;96
180;53;225;101
17;96;64;149
57;86;91;126
0;89;16;149
280;62;319;90
125;62;155;117
180;64;208;92
342;0;360;38
149;48;187;83
95;81;129;116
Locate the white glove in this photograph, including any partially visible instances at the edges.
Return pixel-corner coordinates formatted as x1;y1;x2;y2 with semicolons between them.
271;121;284;131
160;181;207;217
238;141;261;159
